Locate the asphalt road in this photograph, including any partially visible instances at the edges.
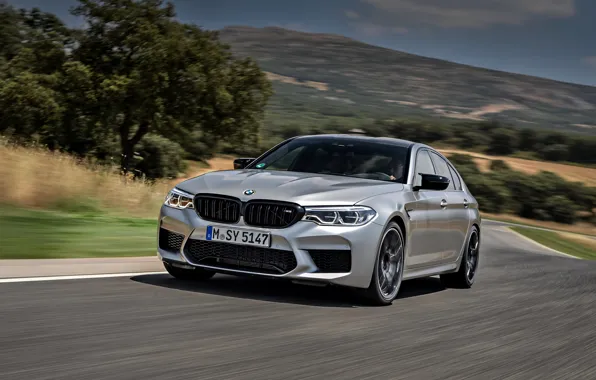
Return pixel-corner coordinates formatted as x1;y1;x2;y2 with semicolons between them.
1;224;595;380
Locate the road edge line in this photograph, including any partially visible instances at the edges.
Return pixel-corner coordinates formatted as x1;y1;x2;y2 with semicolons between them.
0;271;168;284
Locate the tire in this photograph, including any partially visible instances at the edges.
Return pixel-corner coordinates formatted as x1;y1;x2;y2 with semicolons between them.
360;222;405;306
163;262;216;281
440;225;480;289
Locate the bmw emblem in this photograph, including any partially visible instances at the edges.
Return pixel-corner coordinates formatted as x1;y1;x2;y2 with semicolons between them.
243;189;255;196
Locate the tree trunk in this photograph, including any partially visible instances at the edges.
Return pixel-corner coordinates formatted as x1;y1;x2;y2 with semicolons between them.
120;119;150;175
120;141;134;175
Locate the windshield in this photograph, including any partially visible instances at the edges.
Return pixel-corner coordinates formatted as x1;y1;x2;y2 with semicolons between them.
248;137;410;183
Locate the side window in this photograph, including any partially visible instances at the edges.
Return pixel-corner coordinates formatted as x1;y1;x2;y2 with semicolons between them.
414;150;436;187
430;152;455;191
448;165;462;191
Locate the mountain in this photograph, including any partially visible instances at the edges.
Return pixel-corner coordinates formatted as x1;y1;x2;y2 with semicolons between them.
218;26;596;134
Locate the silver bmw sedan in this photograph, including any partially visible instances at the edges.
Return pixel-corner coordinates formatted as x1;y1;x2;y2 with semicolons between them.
157;134;481;305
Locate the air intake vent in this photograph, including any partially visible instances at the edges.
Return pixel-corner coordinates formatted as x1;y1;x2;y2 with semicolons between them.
308;250;352;273
159;228;185;252
184;239;297;274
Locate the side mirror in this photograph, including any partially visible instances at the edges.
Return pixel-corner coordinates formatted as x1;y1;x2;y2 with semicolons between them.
233;158;256;169
414;173;450;191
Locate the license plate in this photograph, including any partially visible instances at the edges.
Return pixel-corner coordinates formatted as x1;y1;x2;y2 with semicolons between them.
205;226;271;247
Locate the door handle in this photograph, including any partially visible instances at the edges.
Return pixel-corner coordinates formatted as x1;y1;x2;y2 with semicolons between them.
440;199;448;208
463;199;469;208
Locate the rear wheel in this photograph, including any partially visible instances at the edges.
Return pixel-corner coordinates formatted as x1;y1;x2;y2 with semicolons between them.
441;226;479;288
361;222;405;306
163;262;216;281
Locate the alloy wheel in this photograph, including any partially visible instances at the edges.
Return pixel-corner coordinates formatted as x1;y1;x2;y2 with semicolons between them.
466;230;479;282
377;228;404;300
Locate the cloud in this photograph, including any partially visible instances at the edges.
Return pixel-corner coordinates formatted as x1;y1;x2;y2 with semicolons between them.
345;10;360;20
361;0;576;28
584;56;596;68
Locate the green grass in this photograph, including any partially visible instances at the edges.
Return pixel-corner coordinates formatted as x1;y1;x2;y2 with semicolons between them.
0;206;157;259
511;227;596;260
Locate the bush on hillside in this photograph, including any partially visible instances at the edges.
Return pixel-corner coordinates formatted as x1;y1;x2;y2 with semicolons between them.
450;160;595;224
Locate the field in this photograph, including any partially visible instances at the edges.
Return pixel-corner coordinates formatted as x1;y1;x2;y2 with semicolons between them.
0;206;156;259
440;149;596;186
511;227;596;260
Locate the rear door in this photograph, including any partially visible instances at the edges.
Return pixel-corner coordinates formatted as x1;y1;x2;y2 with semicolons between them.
406;149;448;267
429;151;470;262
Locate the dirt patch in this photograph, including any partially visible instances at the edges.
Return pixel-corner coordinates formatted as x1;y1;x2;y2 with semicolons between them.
265;72;329;91
468;103;525;117
438;103;524;120
573;124;596;129
384;100;418;106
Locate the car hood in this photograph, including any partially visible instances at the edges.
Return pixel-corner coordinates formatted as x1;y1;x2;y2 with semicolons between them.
176;170;403;206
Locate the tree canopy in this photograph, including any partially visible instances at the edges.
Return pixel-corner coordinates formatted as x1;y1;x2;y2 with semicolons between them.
0;0;272;176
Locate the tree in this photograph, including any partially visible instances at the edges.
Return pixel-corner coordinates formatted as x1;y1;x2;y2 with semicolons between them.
0;3;23;65
0;71;62;140
70;0;272;173
518;128;537;151
539;144;569;162
487;127;518;155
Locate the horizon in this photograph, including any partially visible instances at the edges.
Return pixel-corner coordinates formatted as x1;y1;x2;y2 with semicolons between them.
7;0;596;87
221;24;596;88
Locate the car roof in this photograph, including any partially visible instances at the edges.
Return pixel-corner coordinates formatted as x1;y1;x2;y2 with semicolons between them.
293;134;416;149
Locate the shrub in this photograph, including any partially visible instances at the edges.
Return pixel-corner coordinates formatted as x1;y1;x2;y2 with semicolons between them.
544;195;578;224
133;134;187;180
489;159;510;172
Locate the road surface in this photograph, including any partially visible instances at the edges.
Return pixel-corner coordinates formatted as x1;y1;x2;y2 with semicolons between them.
1;223;595;380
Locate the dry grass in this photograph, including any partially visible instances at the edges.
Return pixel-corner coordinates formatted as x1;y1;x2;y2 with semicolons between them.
176;155;236;182
439;149;596;186
557;232;596;249
0;142;171;218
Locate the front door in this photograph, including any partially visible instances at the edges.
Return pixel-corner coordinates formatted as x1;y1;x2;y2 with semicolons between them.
429;151;470;262
406;149;450;267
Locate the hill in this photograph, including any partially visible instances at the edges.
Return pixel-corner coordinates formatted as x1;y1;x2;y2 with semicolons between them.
218;26;596;134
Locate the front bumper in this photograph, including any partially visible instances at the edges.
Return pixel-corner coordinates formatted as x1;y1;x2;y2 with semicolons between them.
157;205;384;289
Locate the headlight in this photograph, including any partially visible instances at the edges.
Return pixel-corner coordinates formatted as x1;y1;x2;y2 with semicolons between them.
303;206;376;226
164;188;194;209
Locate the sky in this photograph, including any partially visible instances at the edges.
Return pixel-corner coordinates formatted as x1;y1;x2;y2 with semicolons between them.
9;0;596;86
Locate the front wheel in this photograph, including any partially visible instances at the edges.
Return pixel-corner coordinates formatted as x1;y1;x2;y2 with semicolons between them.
360;222;405;306
163;262;216;281
440;225;480;288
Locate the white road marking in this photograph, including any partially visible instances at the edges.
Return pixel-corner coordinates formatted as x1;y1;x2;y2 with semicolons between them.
0;271;168;284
